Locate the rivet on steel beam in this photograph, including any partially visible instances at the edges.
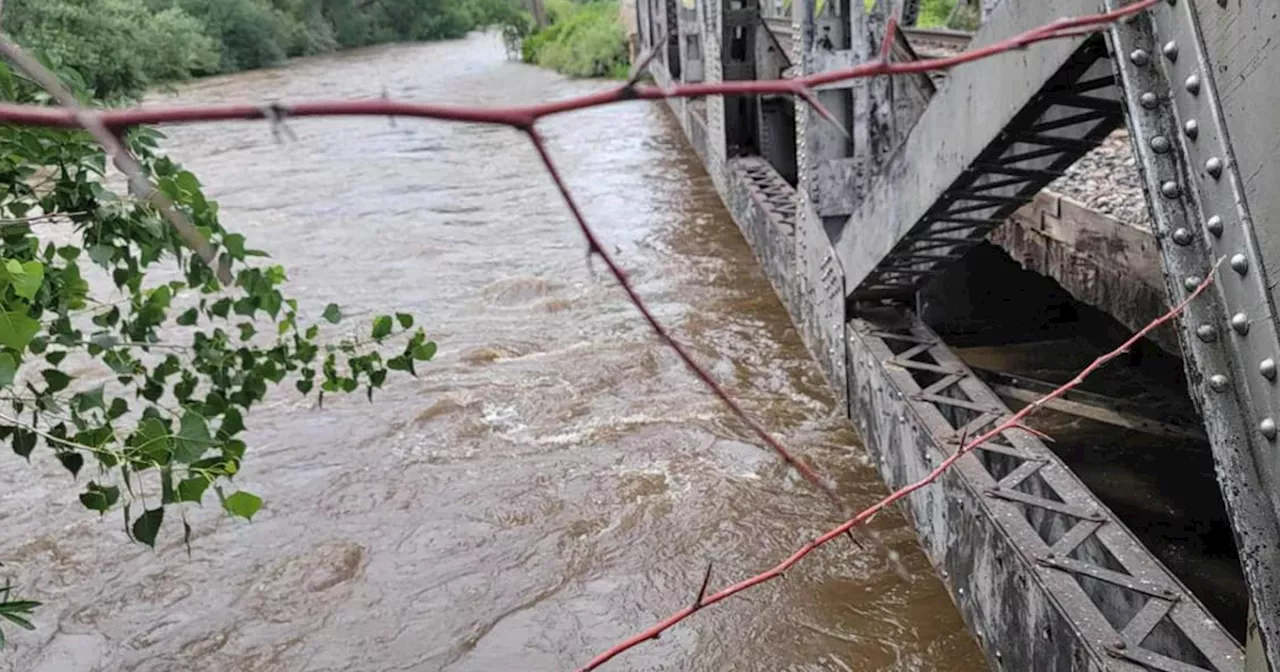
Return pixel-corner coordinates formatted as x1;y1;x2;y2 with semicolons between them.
1171;228;1193;246
1196;323;1217;342
1161;181;1181;199
1261;358;1277;381
1140;92;1159;109
1231;253;1249;275
1115;641;1128;650
1260;418;1277;440
1232;312;1250;335
1162;41;1178;61
1207;215;1224;237
1184;119;1199;139
1209;374;1229;392
1206;157;1223;178
1150;135;1171;153
1185;74;1201;95
1129;49;1150;66
1185;276;1204;292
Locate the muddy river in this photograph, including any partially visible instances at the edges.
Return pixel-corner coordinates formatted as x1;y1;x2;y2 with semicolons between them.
0;32;986;672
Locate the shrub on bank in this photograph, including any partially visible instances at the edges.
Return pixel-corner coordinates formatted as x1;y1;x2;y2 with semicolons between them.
4;0;532;99
521;1;630;79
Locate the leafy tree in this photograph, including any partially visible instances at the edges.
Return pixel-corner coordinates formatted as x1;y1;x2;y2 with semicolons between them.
0;56;435;644
173;0;298;71
3;0;219;98
5;0;533;98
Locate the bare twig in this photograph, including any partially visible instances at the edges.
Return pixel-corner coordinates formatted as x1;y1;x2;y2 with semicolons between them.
879;14;899;63
0;36;232;284
0;211;87;228
692;561;713;609
626;25;667;89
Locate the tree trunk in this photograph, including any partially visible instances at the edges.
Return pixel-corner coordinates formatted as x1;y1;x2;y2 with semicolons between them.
529;0;547;28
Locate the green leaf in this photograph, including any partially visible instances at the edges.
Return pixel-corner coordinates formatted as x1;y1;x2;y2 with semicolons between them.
79;482;120;513
8;260;43;300
10;429;36;459
87;244;115;266
177;475;210;503
56;452;84;478
107;397;129;420
175;170;200;194
73;386;105;413
132;507;164;548
295;379;313;395
161;468;176;504
0;611;35;631
210;298;231;318
396;313;414;329
218;408;245;438
0;311;39;351
173;411;213;463
0;353;16;389
223;491;262;520
130;418;171;465
41;369;71;393
176;308;198;326
223;233;246;259
321;303;342;324
237;323;256;341
371;315;393;340
412;342;438;361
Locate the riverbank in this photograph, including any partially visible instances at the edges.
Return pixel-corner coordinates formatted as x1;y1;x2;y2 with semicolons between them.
2;0;528;100
520;0;631;79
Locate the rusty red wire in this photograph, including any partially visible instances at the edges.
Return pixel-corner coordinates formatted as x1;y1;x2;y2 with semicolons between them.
0;0;1179;669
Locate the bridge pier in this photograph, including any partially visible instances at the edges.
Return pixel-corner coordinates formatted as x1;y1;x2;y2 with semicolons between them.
635;0;1277;669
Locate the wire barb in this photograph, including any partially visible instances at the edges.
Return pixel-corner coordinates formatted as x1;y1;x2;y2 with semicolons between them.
879;15;899;64
260;102;298;143
796;85;851;141
626;25;667;91
693;561;714;609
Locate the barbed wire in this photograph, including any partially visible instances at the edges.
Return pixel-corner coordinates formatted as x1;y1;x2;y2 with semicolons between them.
0;0;1180;669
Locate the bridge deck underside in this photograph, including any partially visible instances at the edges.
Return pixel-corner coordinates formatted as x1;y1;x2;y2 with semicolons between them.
844;36;1126;303
856;39;1122;301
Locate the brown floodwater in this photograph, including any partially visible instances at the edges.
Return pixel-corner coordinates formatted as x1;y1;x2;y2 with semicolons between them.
0;33;985;672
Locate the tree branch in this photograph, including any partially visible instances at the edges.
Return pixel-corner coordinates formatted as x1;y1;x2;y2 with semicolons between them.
0;36;233;285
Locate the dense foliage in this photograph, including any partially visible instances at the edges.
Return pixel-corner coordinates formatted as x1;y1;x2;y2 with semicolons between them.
3;0;529;99
0;50;437;645
521;0;630;79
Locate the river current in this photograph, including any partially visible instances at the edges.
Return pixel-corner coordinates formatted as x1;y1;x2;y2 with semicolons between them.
0;32;985;672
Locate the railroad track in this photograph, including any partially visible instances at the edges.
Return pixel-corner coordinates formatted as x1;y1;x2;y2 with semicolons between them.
760;16;972;57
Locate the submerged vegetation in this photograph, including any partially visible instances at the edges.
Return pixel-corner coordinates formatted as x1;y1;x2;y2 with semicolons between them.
520;0;631;79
